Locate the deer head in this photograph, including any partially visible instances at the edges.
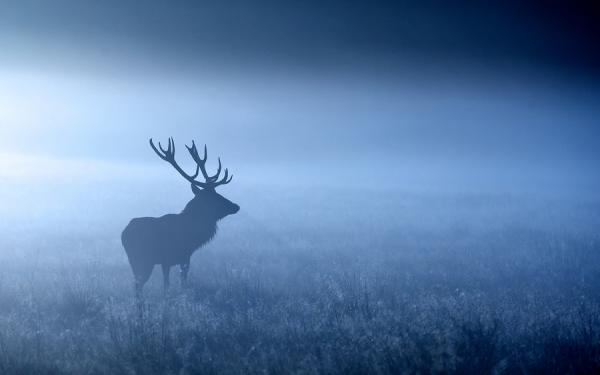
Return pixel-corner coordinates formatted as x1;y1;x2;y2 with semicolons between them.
149;137;240;220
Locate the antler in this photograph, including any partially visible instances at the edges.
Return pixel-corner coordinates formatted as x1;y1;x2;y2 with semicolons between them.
149;137;233;190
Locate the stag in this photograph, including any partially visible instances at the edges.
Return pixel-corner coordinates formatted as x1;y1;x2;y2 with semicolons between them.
121;138;239;296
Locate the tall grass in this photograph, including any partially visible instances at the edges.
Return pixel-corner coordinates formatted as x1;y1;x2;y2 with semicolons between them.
0;191;599;374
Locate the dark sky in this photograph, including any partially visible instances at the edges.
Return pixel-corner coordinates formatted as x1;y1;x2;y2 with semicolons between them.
0;0;599;192
2;0;599;74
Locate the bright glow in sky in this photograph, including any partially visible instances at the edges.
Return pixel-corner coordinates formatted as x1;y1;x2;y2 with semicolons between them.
0;0;598;244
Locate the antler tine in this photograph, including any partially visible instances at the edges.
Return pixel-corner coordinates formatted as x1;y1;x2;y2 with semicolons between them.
191;165;200;179
153;137;176;162
185;140;204;164
222;172;233;184
208;158;222;182
185;140;202;179
212;168;233;187
186;140;212;181
197;144;212;181
185;140;195;157
150;138;167;160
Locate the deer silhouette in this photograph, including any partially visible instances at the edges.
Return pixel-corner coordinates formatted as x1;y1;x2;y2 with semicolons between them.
121;138;239;296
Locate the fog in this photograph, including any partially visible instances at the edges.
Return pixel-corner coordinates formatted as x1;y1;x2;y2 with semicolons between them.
1;1;600;373
2;65;599;193
2;1;600;198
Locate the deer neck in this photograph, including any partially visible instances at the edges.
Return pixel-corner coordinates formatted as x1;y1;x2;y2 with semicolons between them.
175;211;217;248
180;210;217;229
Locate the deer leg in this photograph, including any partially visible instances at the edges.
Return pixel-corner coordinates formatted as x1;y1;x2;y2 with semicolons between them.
161;264;171;293
134;281;143;301
180;262;190;288
132;261;153;299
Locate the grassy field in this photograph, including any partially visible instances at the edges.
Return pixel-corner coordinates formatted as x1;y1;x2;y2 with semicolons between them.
1;187;599;374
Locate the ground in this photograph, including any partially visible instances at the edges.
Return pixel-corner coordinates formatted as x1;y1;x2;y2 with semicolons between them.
0;189;599;374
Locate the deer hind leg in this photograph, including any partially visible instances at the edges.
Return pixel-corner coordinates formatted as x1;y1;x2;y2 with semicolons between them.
132;261;153;299
161;264;171;294
180;262;190;288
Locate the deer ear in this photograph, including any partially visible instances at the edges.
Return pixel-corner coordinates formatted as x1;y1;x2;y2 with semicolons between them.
191;184;201;195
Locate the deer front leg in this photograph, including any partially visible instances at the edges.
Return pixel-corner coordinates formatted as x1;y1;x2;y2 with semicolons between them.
161;264;171;293
180;262;190;288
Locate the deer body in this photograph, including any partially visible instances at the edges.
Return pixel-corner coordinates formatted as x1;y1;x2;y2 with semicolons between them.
123;214;216;268
121;138;239;295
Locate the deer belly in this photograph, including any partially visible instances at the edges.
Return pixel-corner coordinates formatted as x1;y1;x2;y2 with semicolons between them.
122;218;195;266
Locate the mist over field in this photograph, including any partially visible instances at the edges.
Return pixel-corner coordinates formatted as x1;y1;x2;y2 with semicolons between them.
1;1;600;373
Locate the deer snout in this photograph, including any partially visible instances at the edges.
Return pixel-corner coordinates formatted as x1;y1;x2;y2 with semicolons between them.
231;204;240;214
